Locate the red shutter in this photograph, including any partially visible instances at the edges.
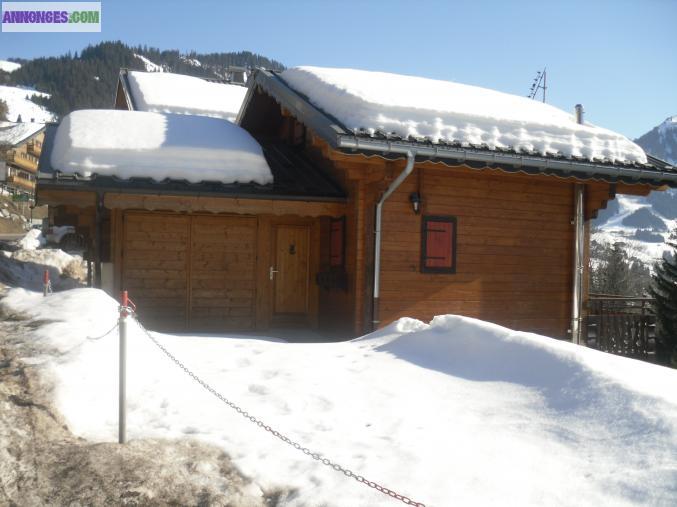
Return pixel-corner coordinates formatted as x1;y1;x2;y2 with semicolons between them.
330;218;344;267
422;217;456;272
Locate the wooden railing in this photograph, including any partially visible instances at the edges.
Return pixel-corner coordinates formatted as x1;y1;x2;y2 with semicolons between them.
585;295;656;361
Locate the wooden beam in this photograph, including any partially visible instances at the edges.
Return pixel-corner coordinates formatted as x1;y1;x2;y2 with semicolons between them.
103;193;346;217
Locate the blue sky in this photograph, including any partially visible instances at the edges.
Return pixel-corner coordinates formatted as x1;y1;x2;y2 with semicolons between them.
1;0;675;139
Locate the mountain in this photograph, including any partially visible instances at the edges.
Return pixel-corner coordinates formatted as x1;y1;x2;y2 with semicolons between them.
0;41;285;119
592;116;677;265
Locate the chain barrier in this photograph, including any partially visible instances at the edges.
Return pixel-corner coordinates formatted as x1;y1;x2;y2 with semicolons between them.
128;312;426;507
87;322;119;341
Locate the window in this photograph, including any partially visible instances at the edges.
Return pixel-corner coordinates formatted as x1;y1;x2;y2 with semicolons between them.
421;215;457;273
330;216;345;268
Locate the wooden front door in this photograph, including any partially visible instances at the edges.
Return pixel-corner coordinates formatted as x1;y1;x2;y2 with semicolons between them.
271;224;311;325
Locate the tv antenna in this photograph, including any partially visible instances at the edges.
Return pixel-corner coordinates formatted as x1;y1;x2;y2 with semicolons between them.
527;68;547;103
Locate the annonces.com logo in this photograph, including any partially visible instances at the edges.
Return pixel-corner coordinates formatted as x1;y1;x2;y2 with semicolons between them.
2;2;101;32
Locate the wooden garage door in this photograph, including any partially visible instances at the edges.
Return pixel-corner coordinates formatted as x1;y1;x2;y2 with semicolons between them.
190;215;257;331
121;213;257;332
122;213;189;330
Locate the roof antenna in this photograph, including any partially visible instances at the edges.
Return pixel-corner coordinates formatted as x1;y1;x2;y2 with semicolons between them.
527;67;547;103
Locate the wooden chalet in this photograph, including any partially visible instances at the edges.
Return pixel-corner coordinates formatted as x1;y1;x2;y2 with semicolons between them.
0;121;45;196
36;68;677;341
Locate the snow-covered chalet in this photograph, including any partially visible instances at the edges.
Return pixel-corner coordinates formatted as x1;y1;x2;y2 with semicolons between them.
35;67;677;340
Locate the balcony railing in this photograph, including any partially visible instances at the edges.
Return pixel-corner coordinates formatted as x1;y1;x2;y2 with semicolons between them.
5;150;38;172
5;174;36;191
27;140;42;156
585;294;656;361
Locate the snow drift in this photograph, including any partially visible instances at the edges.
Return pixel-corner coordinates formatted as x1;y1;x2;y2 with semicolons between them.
281;66;648;164
2;288;676;506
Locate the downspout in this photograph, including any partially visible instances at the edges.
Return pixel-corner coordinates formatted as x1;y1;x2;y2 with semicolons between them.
372;150;416;330
571;104;586;345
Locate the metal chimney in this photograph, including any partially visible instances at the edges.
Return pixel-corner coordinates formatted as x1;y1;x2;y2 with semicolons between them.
575;104;584;124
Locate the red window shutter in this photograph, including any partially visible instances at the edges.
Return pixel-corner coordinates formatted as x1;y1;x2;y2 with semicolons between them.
330;218;344;267
422;216;456;272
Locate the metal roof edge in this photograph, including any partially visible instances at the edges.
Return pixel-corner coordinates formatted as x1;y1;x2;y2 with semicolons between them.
336;135;677;187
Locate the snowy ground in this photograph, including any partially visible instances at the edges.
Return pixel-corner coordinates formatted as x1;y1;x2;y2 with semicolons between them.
2;288;676;506
0;84;55;123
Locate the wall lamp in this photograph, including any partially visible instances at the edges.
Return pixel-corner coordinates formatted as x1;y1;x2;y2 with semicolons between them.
409;192;422;214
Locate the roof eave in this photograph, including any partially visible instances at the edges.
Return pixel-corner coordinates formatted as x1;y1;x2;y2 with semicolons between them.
336;135;677;188
117;69;137;110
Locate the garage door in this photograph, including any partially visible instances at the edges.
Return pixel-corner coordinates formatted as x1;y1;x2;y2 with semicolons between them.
121;213;257;331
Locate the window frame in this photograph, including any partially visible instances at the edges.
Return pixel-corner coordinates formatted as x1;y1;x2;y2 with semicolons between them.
420;215;457;274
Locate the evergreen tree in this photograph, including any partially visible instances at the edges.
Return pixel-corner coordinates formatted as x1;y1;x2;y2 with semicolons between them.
0;99;8;121
650;231;677;366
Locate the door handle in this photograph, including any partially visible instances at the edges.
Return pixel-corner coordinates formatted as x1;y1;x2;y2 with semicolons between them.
269;266;279;281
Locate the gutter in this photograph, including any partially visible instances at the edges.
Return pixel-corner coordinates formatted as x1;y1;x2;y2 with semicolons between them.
337;136;677;185
371;150;416;330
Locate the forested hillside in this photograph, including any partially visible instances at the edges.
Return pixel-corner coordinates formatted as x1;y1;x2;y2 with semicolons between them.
0;41;284;119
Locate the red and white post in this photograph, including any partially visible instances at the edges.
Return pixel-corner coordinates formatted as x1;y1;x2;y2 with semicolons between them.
42;270;50;297
118;291;129;444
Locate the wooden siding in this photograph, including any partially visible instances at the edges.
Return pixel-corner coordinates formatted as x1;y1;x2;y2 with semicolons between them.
121;213;258;331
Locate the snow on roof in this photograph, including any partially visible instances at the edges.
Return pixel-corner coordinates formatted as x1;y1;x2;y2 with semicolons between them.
127;71;247;122
50;110;273;185
281;66;647;164
0;121;44;146
0;60;21;73
0;84;55;123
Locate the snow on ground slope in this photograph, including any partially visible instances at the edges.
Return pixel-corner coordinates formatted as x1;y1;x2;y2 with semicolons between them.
592;194;673;265
0;60;21;73
281;66;647;164
134;53;165;73
0;84;55;123
2;288;676;507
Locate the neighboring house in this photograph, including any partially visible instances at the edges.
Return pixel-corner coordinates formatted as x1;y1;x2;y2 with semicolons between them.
114;69;248;122
36;66;676;340
0;121;45;197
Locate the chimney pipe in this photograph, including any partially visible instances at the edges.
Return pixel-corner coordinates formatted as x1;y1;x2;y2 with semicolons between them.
575;104;584;125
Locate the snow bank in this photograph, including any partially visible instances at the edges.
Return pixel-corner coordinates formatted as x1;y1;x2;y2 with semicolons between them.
0;84;54;123
282;66;648;164
127;71;247;122
3;289;677;506
50;110;273;185
17;228;46;250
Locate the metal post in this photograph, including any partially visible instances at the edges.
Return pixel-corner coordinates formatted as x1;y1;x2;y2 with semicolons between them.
571;184;585;345
118;290;128;444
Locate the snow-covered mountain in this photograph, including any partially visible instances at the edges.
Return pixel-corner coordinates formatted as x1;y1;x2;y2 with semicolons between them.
0;84;55;123
0;60;21;73
593;116;677;265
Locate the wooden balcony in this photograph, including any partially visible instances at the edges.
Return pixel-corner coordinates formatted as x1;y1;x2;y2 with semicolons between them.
5;174;36;192
27;140;42;157
5;150;38;172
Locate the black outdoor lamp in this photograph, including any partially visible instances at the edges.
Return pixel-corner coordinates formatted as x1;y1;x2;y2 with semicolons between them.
409;192;422;214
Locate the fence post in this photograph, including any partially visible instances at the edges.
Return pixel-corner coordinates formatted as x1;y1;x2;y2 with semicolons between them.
42;269;49;297
119;290;128;444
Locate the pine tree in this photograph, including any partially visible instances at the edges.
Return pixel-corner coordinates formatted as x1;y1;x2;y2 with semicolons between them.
0;99;8;121
650;232;677;366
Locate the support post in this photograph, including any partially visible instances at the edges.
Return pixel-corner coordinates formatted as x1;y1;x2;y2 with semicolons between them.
94;192;104;288
571;184;585;344
118;290;128;444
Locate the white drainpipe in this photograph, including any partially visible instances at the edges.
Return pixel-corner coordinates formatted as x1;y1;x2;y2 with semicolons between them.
372;151;416;329
571;104;586;344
